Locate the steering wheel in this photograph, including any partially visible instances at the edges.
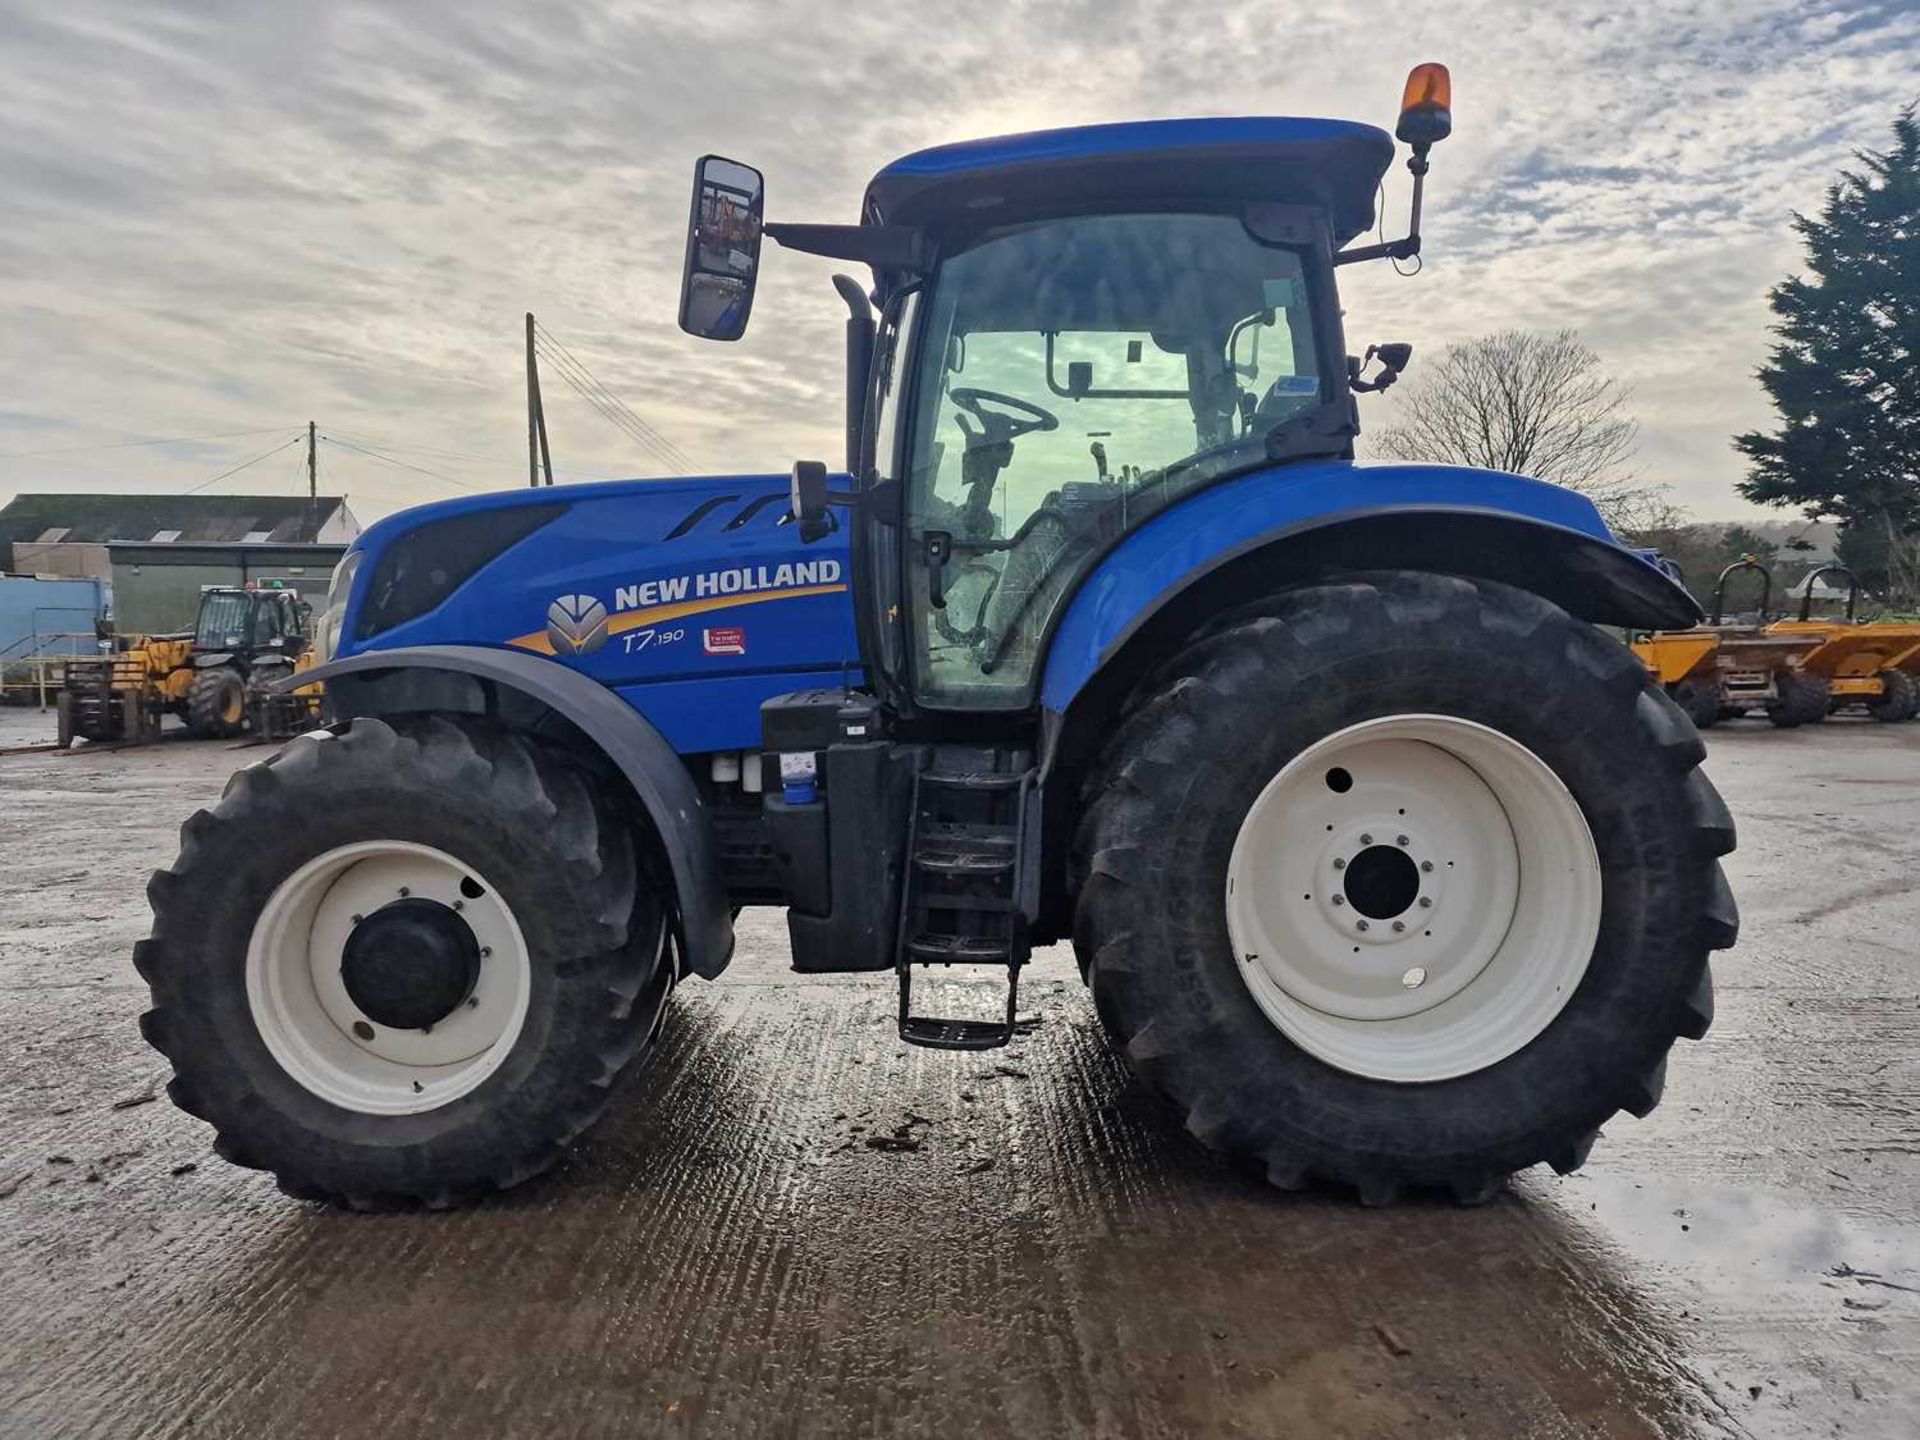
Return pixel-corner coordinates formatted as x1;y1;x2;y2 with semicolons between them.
949;387;1060;441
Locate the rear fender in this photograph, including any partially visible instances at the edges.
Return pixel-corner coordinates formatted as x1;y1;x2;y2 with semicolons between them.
1030;479;1700;941
289;644;733;978
1040;480;1700;718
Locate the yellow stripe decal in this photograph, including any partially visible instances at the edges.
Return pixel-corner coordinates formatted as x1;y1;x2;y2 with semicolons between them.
508;583;849;655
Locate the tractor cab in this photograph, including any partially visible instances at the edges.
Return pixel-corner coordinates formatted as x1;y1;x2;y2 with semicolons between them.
680;80;1452;717
194;586;310;659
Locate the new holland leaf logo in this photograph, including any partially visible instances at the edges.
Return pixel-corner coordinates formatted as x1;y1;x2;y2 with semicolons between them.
545;594;609;656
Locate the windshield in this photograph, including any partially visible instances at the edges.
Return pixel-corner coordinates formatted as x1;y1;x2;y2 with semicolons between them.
901;211;1330;707
196;591;253;648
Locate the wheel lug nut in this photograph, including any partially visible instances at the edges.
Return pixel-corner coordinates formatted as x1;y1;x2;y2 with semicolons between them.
452;900;464;912
1396;835;1409;846
398;886;411;898
1392;920;1405;933
480;946;493;958
1356;919;1370;932
1420;861;1434;873
350;913;363;925
1359;833;1373;845
1331;896;1345;907
1418;896;1433;908
1333;857;1347;871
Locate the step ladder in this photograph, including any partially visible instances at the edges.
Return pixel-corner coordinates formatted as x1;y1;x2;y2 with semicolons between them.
895;762;1035;1050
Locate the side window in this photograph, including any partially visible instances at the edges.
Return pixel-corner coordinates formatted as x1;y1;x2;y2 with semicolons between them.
868;291;920;486
862;290;920;687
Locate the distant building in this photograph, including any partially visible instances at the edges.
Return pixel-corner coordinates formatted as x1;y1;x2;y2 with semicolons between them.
0;494;359;633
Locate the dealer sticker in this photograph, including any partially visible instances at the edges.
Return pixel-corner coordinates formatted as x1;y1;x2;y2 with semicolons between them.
702;626;746;656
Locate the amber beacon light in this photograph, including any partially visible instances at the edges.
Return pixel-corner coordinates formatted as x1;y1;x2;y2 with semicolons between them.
1396;63;1453;147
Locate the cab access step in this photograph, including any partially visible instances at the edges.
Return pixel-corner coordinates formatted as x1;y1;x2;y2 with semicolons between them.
896;757;1036;1050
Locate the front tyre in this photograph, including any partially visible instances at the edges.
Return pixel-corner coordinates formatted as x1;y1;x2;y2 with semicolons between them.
187;666;247;738
1072;573;1736;1204
1766;669;1829;728
136;716;670;1209
1866;667;1917;723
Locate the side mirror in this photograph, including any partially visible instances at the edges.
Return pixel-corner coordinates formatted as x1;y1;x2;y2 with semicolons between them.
1350;342;1412;393
789;460;832;543
679;156;765;341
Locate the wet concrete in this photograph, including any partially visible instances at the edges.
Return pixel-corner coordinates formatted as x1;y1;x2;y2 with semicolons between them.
0;705;1915;1438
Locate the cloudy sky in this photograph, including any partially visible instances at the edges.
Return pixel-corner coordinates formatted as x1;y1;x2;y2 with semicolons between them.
2;0;1916;525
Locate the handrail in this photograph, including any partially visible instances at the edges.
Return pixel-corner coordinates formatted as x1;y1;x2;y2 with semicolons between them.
1797;564;1859;623
1711;559;1771;625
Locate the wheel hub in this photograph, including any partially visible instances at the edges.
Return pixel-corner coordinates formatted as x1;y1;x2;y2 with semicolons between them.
1341;843;1420;920
245;842;532;1115
340;898;482;1030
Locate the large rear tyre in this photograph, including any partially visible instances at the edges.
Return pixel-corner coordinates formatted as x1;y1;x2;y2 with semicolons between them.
1072;573;1735;1204
187;666;247;738
136;716;671;1209
1866;667;1917;723
1766;669;1830;728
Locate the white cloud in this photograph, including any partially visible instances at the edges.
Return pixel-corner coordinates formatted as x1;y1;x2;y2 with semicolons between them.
0;0;1915;522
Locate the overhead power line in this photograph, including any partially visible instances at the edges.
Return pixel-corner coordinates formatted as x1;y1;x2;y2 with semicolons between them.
320;435;490;492
531;321;693;473
180;434;307;494
0;425;294;462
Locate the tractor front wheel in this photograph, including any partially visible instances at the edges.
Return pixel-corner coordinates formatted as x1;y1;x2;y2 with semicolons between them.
187;666;247;738
136;716;672;1208
1072;572;1735;1204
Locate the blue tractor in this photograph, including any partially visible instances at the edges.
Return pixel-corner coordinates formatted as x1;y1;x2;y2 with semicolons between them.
137;67;1736;1209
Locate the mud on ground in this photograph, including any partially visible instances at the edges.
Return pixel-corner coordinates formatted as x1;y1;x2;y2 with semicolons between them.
0;705;1915;1438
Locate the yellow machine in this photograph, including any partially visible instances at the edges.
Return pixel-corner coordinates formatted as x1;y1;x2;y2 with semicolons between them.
56;629;197;745
56;585;323;746
247;646;326;740
1766;565;1920;722
1631;559;1827;728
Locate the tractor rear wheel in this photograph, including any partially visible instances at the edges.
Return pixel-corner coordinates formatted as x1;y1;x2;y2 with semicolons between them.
136;716;672;1209
187;666;247;738
1866;668;1917;723
1072;572;1734;1204
1766;670;1830;728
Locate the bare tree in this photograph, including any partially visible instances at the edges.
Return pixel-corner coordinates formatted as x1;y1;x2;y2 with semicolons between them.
1370;329;1669;535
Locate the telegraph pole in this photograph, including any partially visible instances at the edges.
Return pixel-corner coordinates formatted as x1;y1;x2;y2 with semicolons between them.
527;315;538;488
526;312;554;487
307;420;317;499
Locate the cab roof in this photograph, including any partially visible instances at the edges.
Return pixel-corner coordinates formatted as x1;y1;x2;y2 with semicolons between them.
865;117;1394;247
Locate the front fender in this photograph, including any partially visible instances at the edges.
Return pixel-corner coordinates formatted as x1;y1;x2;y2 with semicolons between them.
1039;460;1699;713
287;644;733;978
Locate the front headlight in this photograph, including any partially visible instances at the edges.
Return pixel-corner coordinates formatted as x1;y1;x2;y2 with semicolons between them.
317;550;362;663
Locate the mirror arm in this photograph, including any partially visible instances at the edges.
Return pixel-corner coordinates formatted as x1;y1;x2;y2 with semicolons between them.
765;222;924;271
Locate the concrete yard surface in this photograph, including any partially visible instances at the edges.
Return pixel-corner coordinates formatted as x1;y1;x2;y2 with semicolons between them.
0;705;1916;1438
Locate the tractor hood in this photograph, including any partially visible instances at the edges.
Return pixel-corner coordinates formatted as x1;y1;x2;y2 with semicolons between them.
332;474;859;752
864;117;1394;247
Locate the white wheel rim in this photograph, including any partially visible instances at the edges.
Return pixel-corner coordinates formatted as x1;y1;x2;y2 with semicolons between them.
1224;715;1601;1083
246;841;532;1115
